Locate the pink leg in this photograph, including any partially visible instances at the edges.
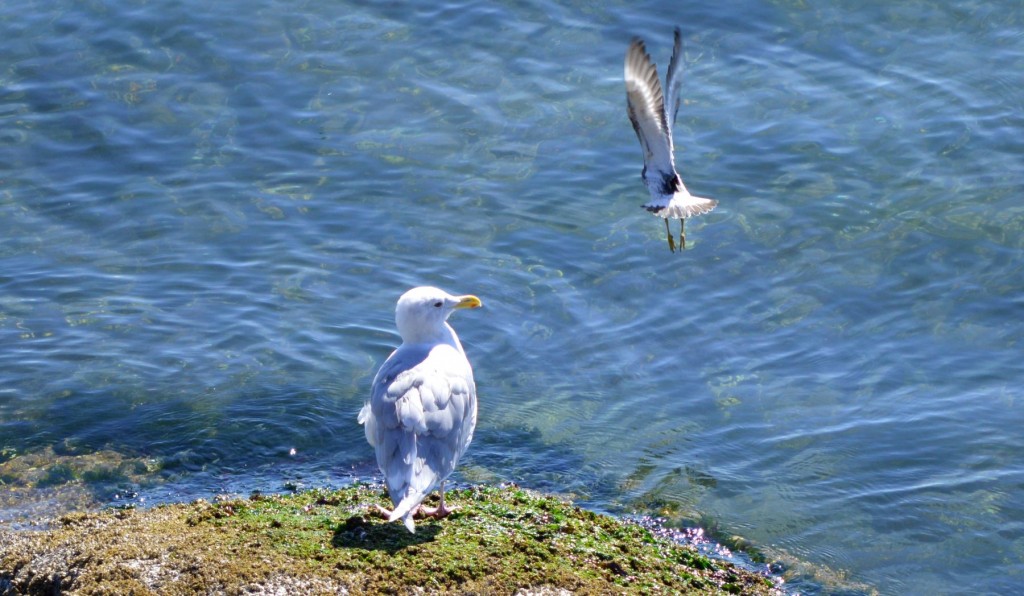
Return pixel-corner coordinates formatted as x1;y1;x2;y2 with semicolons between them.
416;481;457;519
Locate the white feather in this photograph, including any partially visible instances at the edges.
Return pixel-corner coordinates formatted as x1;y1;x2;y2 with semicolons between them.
625;28;718;221
359;286;481;533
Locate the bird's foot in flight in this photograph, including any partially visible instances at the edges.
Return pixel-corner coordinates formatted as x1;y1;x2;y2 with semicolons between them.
665;219;676;253
679;219;687;251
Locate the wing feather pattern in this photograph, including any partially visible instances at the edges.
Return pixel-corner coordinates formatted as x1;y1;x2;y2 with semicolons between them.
361;343;476;531
664;27;685;131
625;38;680;197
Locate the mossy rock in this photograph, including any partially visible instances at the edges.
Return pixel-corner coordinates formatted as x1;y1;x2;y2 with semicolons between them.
0;484;779;595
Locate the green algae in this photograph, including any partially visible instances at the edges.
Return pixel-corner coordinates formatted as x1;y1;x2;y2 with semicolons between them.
0;447;163;522
0;484;779;595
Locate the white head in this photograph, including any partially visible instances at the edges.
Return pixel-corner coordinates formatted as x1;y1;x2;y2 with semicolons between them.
394;286;482;344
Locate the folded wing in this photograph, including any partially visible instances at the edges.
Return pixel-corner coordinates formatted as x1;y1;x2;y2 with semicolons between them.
360;343;477;531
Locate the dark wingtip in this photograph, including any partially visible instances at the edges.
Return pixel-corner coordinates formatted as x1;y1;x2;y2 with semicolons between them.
660;172;681;195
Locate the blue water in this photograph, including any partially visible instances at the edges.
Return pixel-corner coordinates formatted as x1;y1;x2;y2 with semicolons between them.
2;0;1023;593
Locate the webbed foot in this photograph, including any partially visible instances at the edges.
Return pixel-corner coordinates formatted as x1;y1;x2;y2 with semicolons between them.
415;481;456;519
417;503;458;519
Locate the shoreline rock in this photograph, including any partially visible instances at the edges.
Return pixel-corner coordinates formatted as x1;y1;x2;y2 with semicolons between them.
1;484;781;595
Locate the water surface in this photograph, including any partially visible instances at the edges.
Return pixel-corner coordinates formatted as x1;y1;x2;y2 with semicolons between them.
2;1;1023;594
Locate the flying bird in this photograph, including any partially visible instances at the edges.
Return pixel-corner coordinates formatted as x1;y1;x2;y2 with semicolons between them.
358;286;482;532
625;27;717;251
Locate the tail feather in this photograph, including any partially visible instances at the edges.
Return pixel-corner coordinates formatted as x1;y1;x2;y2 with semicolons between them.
645;193;717;219
391;511;415;533
389;491;426;533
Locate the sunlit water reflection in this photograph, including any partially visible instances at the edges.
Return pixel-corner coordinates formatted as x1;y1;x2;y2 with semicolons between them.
2;1;1023;593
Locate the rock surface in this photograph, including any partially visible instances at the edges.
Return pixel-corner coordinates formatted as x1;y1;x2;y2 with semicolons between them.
1;484;780;595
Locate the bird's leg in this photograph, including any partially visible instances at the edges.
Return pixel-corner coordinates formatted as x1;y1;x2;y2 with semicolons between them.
679;218;687;250
664;218;676;253
370;503;396;519
417;481;458;519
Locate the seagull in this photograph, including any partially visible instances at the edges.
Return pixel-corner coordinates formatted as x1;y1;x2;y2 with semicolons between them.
358;286;482;533
625;27;717;251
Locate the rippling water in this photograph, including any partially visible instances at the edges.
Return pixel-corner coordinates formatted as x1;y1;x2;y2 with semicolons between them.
2;0;1023;593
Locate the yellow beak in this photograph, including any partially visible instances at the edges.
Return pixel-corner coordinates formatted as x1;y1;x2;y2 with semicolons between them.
454;295;483;310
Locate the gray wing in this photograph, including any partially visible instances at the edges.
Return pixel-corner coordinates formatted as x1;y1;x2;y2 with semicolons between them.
359;344;477;507
664;27;684;131
625;38;681;197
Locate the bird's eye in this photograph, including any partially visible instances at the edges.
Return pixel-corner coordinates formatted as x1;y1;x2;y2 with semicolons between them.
433;301;443;308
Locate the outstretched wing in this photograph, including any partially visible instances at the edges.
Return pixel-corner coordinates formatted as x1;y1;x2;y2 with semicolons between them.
664;27;684;131
625;38;680;197
359;343;477;529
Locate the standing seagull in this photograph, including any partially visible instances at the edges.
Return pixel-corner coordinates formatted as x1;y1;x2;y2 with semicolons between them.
625;27;717;251
358;286;482;533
